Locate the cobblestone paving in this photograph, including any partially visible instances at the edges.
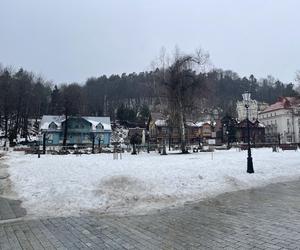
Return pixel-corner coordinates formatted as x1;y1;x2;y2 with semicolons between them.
1;179;300;249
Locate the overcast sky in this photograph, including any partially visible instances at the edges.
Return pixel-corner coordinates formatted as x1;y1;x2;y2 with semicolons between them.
1;0;299;84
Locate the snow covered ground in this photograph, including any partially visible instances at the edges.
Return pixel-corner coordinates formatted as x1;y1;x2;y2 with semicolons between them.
2;148;300;218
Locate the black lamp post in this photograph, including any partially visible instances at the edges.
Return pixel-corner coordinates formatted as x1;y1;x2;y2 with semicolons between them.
226;130;230;148
242;92;254;174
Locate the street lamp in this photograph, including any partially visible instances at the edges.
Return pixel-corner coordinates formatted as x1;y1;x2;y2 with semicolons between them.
242;92;254;174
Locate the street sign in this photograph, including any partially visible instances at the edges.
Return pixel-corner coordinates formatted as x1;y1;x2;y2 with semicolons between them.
208;139;216;145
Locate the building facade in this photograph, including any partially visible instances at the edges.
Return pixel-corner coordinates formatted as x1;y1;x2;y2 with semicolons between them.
258;97;300;143
148;117;199;145
236;98;258;121
235;120;265;144
196;121;215;142
216;115;265;145
40;116;112;145
148;113;215;146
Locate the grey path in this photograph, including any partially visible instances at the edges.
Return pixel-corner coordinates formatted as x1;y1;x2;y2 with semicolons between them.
0;157;26;221
0;197;26;221
1;180;300;250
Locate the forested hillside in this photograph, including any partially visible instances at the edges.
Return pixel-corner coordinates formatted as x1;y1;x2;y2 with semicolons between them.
0;65;298;143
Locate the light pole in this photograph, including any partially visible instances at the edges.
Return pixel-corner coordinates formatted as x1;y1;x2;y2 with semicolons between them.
226;130;230;148
242;92;254;174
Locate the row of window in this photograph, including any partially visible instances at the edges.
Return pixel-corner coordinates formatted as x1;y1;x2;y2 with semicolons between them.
264;118;300;127
49;123;104;130
261;112;277;119
266;120;277;125
58;134;105;140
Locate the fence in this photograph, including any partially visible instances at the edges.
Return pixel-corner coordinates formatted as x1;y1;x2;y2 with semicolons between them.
9;141;300;155
239;143;299;151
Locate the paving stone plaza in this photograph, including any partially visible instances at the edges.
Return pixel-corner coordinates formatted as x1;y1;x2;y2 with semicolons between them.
0;179;300;249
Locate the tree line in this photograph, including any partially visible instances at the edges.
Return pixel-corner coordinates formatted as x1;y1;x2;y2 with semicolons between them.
0;63;298;145
0;68;51;144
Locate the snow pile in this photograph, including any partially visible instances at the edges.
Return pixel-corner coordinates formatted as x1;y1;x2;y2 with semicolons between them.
4;148;300;217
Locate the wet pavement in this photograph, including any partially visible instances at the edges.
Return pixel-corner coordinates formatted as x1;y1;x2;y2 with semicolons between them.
0;158;26;221
0;179;300;249
0;197;26;221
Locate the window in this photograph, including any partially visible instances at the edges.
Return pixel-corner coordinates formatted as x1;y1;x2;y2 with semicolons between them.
96;123;104;130
48;122;57;129
287;119;290;126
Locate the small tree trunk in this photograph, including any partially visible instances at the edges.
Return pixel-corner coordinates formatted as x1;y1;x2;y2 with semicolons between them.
4;114;8;139
23;115;29;143
168;128;172;151
162;139;167;155
63;114;68;148
43;133;46;154
92;135;95;154
178;99;187;153
132;143;137;155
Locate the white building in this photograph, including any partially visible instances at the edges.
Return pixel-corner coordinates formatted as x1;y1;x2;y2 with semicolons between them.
258;97;300;143
236;98;258;121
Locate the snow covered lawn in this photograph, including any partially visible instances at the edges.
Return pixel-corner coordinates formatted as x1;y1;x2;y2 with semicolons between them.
4;148;300;217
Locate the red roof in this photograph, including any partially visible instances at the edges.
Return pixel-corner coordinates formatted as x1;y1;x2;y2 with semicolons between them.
260;97;300;113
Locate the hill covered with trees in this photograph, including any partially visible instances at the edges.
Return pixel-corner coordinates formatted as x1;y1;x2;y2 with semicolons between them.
0;64;298;143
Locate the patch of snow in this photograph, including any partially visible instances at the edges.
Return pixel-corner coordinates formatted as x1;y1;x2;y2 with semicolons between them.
4;148;300;217
185;121;199;127
155;119;167;126
195;121;216;127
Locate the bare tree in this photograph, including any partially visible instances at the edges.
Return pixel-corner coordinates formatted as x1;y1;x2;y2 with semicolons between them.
0;69;13;142
295;71;300;93
61;83;86;147
157;48;209;153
